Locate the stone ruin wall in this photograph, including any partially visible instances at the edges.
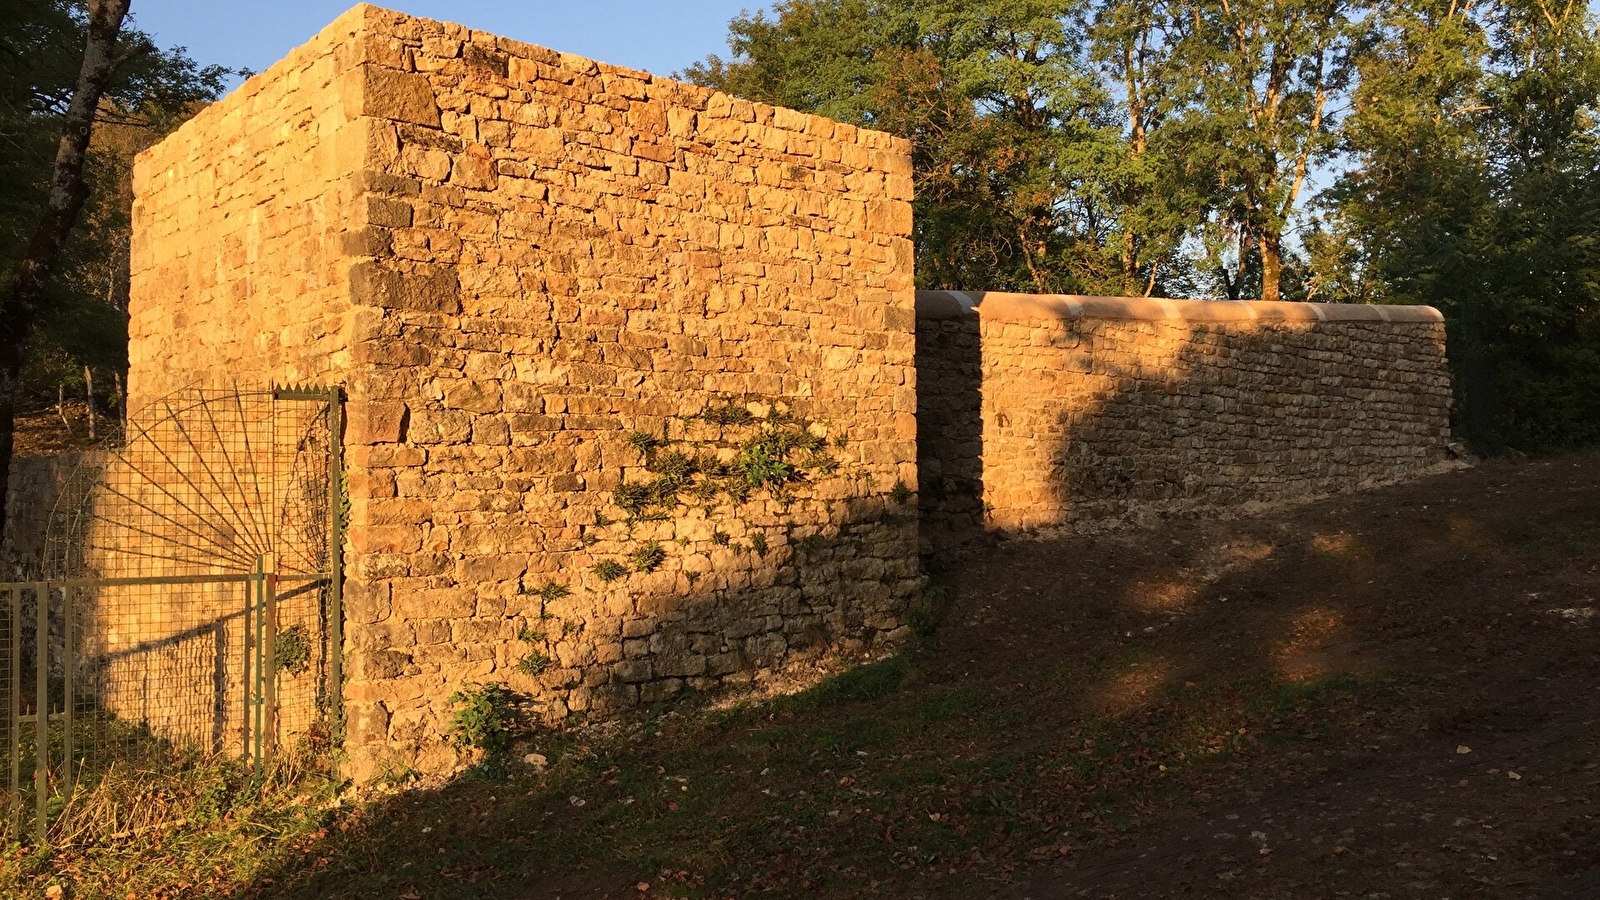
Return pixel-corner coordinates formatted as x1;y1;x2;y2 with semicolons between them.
126;5;919;777
915;292;1454;547
127;14;371;405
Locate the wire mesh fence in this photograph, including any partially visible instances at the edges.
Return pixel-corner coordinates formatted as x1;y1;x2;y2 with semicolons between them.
0;386;342;844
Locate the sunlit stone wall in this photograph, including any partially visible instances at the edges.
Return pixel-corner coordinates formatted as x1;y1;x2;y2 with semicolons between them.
915;292;1453;547
128;4;919;778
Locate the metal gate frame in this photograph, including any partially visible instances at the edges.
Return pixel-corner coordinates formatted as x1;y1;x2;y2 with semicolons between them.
0;385;343;844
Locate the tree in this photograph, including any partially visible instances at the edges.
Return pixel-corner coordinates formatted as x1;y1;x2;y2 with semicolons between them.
687;0;1162;294
1170;0;1363;302
1085;0;1204;295
0;0;233;529
1327;0;1600;449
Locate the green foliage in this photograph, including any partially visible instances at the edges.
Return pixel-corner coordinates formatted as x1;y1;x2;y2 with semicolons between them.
628;541;667;574
0;1;241;407
517;649;553;677
698;400;755;426
908;607;940;637
889;479;912;505
446;682;517;754
521;580;570;602
274;625;312;677
626;430;660;455
1326;0;1600;450
612;402;839;521
593;559;628;583
748;531;769;558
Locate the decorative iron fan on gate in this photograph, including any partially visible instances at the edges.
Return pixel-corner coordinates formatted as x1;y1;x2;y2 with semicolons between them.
44;386;333;580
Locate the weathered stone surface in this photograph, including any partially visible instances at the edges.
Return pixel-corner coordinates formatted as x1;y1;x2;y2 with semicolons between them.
126;5;919;782
916;292;1454;546
360;67;442;128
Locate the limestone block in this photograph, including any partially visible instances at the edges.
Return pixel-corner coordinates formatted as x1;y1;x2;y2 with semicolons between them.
360;66;442;128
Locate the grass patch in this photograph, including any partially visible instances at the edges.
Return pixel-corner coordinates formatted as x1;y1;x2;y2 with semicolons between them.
14;661;1438;900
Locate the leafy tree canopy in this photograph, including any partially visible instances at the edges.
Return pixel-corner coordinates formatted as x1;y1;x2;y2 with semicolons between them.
690;0;1600;450
0;0;234;409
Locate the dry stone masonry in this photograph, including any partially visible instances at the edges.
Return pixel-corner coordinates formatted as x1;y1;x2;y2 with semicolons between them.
916;292;1453;547
102;4;1457;780
127;4;919;778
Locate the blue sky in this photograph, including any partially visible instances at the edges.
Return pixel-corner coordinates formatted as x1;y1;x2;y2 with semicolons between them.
127;1;767;90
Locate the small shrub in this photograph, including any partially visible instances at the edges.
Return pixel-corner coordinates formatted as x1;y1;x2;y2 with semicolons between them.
517;649;553;677
909;607;940;637
517;625;546;644
626;430;660;455
447;682;516;754
700;401;755;426
712;529;731;546
651;449;699;482
685;570;702;585
275;624;312;676
890;479;912;505
748;531;769;557
629;541;667;574
593;559;627;582
520;580;569;601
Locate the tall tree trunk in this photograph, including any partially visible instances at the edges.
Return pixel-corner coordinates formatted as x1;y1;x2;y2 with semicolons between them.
1260;229;1283;302
0;0;138;538
1121;230;1138;295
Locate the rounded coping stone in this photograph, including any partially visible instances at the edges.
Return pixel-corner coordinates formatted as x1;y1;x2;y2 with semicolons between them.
914;290;1444;324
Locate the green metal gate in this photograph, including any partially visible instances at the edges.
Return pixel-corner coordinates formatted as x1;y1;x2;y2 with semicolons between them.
0;385;343;843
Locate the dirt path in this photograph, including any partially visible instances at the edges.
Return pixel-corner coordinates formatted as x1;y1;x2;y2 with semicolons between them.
936;457;1600;899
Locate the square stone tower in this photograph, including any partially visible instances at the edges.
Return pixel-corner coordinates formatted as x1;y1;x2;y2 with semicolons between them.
129;4;919;777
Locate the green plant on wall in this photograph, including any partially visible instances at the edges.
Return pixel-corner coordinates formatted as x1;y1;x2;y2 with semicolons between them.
517;635;554;677
628;541;666;574
593;559;627;582
520;580;570;602
579;396;886;591
275;624;312;677
612;399;838;522
514;625;555;679
447;682;517;754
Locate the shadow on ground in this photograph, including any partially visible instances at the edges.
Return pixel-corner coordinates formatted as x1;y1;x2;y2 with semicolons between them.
227;456;1600;900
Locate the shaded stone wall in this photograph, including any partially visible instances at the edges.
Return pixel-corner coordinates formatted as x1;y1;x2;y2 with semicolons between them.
916;292;1453;547
129;5;919;778
1;453;85;575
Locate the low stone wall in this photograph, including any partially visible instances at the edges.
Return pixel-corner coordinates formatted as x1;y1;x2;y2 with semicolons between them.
915;291;1454;547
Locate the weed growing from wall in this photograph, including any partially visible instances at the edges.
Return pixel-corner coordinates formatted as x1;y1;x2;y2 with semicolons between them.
581;396;868;590
446;682;517;755
275;625;312;676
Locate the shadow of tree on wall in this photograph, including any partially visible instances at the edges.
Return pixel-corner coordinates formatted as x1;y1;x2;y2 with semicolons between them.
916;301;1450;548
230;458;1600;900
